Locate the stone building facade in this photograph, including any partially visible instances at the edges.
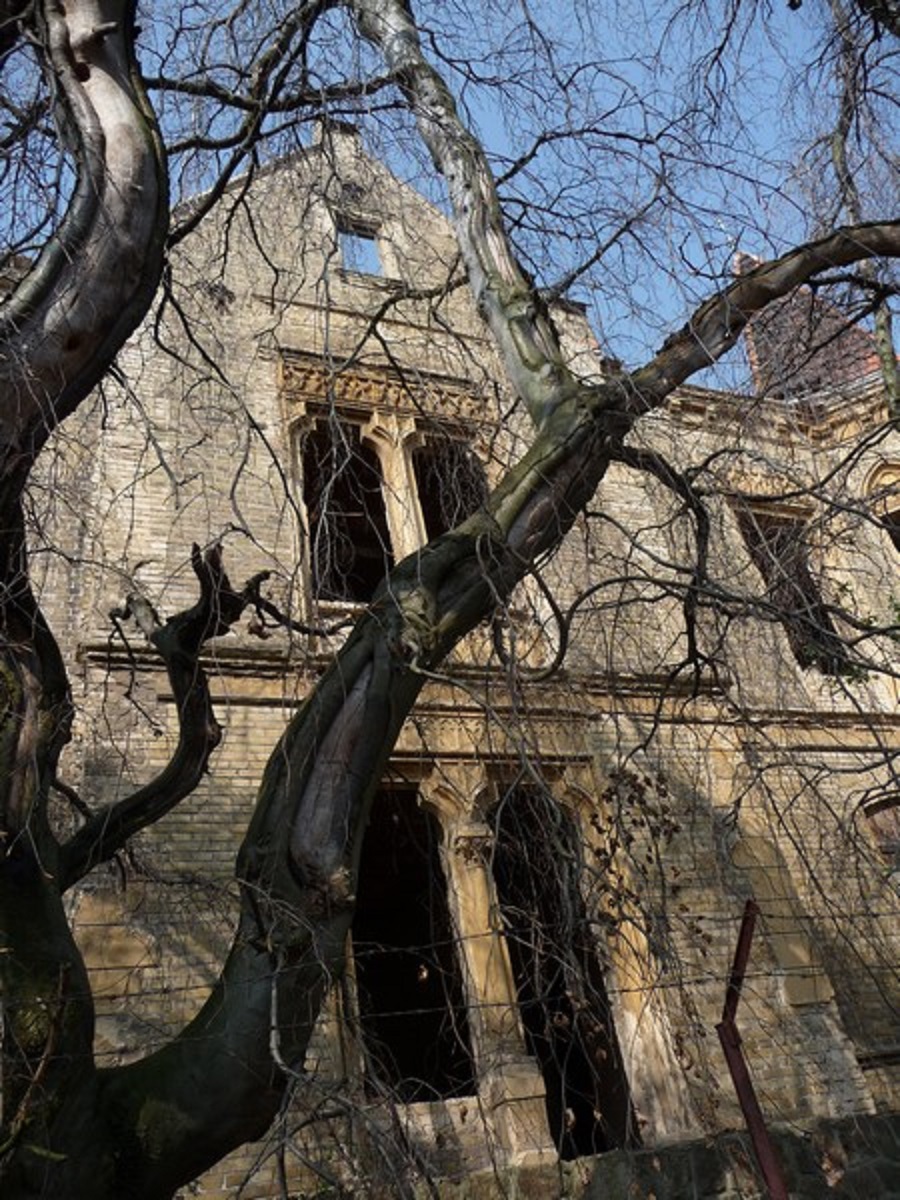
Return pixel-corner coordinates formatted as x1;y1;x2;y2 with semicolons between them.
34;125;900;1196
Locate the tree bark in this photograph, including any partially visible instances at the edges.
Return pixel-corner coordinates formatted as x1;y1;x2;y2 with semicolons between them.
0;1;167;1193
0;0;167;491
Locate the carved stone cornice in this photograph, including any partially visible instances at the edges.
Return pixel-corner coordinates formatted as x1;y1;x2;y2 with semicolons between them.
279;352;484;425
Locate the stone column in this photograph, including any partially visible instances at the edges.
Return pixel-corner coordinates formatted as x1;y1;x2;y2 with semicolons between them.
425;764;555;1167
566;759;699;1142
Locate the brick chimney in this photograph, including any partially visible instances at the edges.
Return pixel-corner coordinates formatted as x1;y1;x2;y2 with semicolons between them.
734;252;882;397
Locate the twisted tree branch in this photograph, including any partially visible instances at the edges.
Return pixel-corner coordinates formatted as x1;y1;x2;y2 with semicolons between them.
59;545;264;889
0;0;168;487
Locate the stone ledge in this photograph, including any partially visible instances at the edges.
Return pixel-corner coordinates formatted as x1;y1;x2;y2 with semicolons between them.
582;1111;900;1200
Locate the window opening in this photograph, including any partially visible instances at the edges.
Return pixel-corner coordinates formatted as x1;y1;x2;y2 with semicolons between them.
882;507;900;554
338;224;382;276
352;787;476;1102
412;436;488;541
300;418;393;603
864;799;900;866
734;506;849;676
489;786;636;1158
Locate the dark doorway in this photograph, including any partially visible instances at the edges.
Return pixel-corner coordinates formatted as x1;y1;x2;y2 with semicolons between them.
352;788;476;1101
490;786;637;1158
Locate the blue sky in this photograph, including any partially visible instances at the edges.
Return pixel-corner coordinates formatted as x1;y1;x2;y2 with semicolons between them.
3;1;894;387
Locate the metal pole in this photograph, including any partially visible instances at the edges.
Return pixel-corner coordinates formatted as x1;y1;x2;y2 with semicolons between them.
715;899;789;1200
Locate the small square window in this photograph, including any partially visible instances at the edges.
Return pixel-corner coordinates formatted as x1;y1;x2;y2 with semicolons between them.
338;226;382;276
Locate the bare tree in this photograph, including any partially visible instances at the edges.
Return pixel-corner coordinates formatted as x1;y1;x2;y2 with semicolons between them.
1;2;898;1197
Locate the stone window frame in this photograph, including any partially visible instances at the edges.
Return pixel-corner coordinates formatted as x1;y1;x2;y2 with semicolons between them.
860;794;900;866
325;757;681;1162
865;462;900;554
284;363;490;617
327;762;558;1168
482;777;639;1158
405;421;490;545
329;181;401;282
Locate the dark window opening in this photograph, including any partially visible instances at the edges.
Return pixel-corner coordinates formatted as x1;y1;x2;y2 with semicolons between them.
338;224;382;276
352;788;476;1102
734;506;850;676
490;786;637;1158
412;436;489;541
864;800;900;865
301;419;393;603
882;507;900;554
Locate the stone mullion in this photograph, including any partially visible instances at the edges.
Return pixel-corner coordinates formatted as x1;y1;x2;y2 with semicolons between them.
361;413;421;559
422;764;556;1166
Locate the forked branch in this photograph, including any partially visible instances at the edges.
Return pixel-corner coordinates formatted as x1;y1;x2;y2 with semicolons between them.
59;546;266;888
